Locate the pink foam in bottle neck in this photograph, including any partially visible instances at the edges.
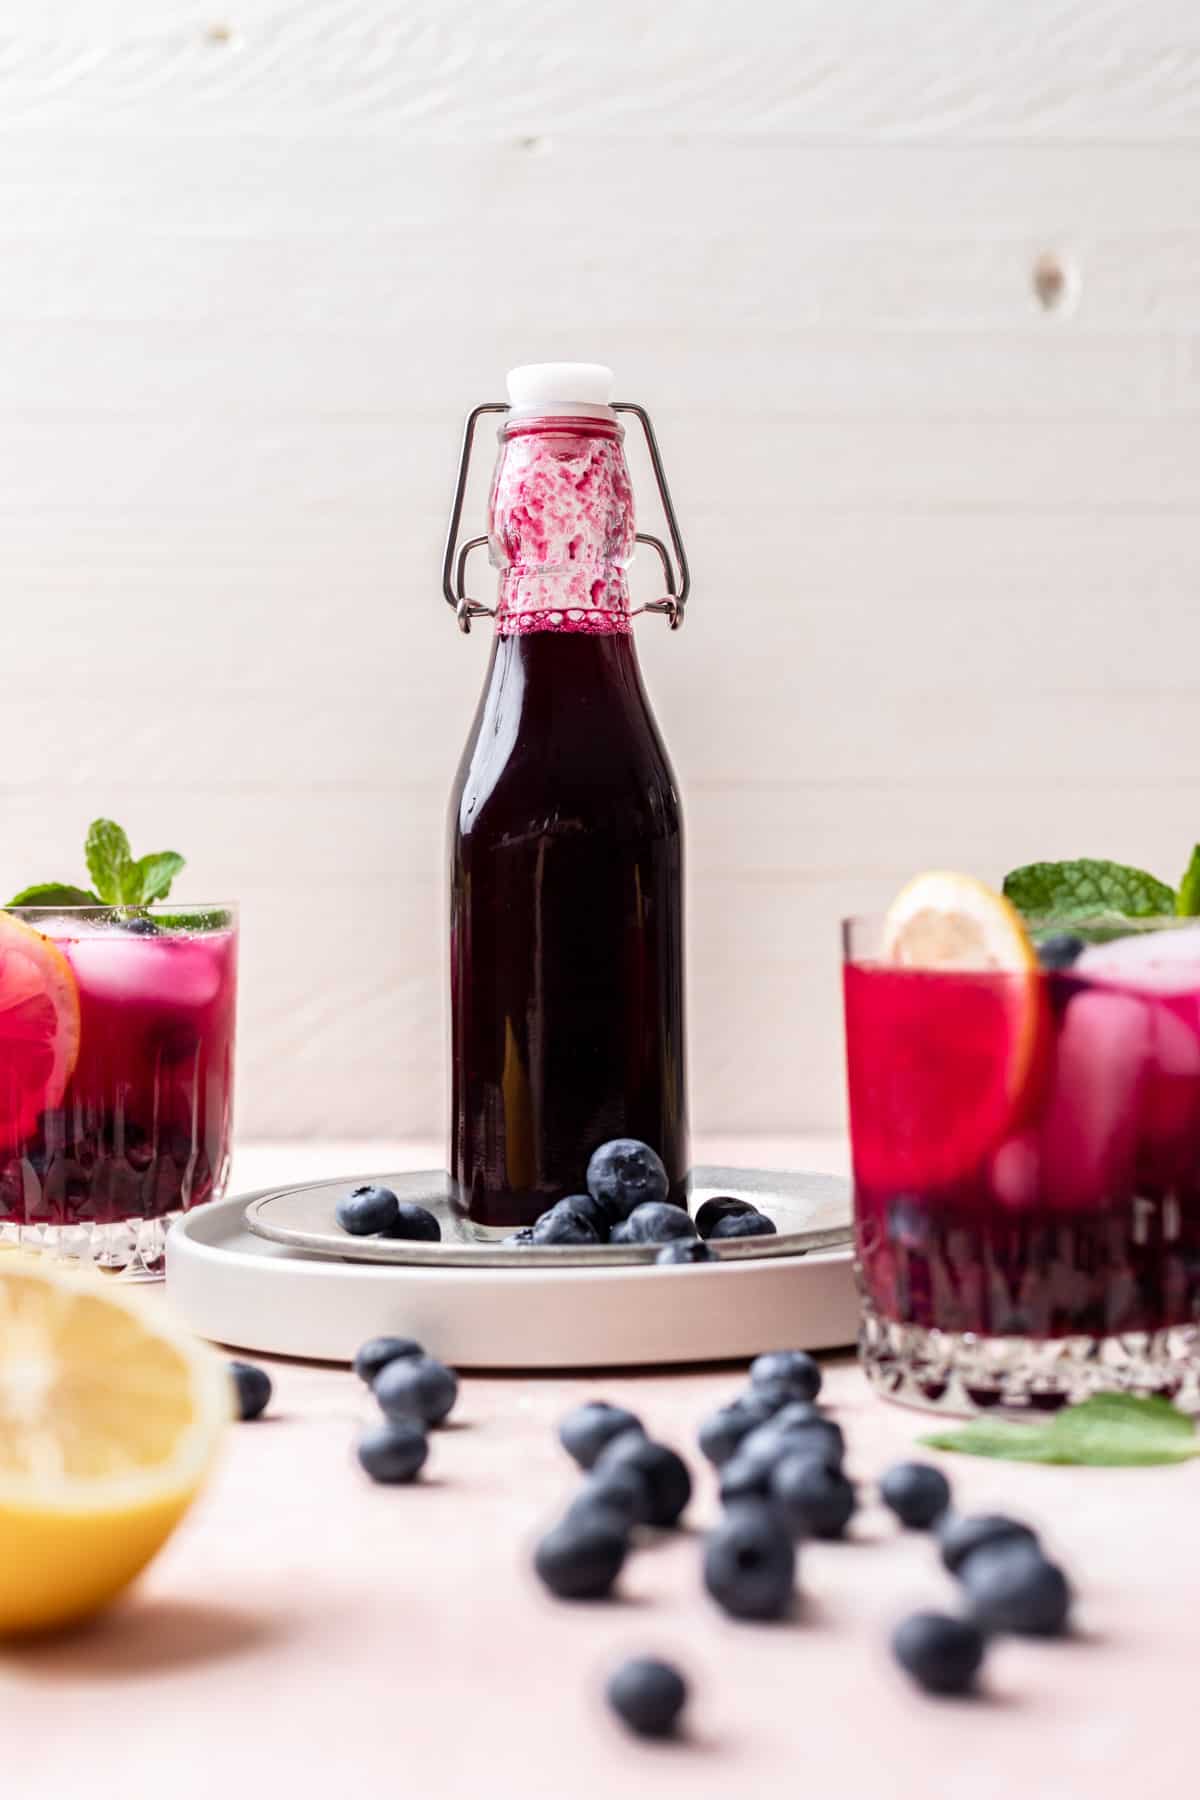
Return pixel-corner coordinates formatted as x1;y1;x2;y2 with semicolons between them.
489;415;634;635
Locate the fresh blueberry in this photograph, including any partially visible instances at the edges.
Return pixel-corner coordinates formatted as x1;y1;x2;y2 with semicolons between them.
703;1502;795;1620
356;1419;428;1484
1036;932;1085;971
565;1464;647;1533
531;1200;601;1247
534;1517;627;1599
353;1335;425;1386
695;1195;756;1237
656;1238;714;1265
586;1139;670;1223
939;1513;1039;1577
594;1431;692;1528
504;1227;536;1245
557;1193;612;1239
880;1461;952;1530
769;1453;857;1540
750;1350;822;1402
336;1183;401;1236
740;1413;845;1474
963;1542;1072;1638
230;1360;272;1421
606;1657;688;1739
558;1401;644;1471
381;1202;442;1243
892;1612;986;1696
698;1400;769;1468
611;1202;696;1246
374;1354;458;1427
706;1209;777;1240
718;1450;772;1507
117;914;161;936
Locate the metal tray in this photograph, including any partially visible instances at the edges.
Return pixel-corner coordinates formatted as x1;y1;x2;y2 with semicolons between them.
243;1165;852;1267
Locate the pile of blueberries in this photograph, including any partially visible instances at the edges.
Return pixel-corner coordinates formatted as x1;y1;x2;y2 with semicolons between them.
536;1351;1075;1737
508;1138;776;1259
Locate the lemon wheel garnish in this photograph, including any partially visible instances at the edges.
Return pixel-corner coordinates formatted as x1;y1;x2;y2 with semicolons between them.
0;1258;230;1634
0;911;82;1142
845;871;1046;1191
881;871;1038;974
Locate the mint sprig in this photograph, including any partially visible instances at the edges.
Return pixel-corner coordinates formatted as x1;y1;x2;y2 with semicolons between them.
1003;859;1176;927
922;1393;1200;1468
1177;846;1200;917
9;818;186;909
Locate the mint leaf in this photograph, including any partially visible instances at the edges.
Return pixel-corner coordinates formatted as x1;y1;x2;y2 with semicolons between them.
85;819;135;904
7;882;101;908
1003;859;1175;926
131;851;184;904
922;1392;1200;1467
1178;846;1200;917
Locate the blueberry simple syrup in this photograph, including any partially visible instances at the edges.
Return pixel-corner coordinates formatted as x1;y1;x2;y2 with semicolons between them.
447;376;688;1229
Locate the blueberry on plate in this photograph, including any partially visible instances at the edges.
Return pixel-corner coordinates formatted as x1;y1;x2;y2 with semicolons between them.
1036;931;1085;971
531;1200;602;1247
606;1657;688;1739
353;1335;425;1385
695;1195;756;1238
595;1431;692;1528
534;1517;627;1600
939;1512;1039;1577
559;1401;644;1471
373;1355;458;1427
769;1453;857;1540
586;1139;670;1223
963;1542;1072;1638
610;1202;697;1247
749;1349;822;1402
336;1183;401;1236
892;1611;986;1696
706;1209;776;1241
381;1202;442;1243
880;1461;952;1530
504;1227;536;1246
656;1238;714;1265
698;1401;767;1468
230;1360;272;1421
703;1502;795;1620
357;1419;428;1484
557;1193;612;1239
565;1464;647;1534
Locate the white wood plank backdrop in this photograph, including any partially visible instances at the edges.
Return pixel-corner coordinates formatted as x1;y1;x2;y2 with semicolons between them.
3;0;1200;1141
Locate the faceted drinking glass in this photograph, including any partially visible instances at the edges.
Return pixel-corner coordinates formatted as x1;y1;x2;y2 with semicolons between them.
2;904;238;1278
842;914;1200;1412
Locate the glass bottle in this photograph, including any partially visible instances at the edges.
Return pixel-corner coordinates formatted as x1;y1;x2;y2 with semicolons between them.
445;363;689;1229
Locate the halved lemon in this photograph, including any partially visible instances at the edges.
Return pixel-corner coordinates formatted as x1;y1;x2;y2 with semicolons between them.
845;872;1045;1190
0;911;81;1142
0;1258;230;1634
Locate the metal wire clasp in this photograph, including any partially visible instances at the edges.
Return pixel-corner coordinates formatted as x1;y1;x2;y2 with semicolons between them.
440;400;691;634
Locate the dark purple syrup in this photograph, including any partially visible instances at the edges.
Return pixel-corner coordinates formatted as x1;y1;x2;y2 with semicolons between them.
448;629;687;1227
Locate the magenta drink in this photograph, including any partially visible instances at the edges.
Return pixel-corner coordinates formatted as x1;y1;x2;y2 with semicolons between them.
844;910;1200;1412
0;906;237;1277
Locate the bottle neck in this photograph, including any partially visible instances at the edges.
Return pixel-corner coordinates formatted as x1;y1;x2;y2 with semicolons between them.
488;414;634;637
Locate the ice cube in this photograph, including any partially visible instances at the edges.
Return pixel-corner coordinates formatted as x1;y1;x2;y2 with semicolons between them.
63;934;221;1011
1076;926;1200;997
1040;990;1151;1210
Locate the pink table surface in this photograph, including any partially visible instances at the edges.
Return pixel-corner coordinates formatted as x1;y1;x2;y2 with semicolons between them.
2;1139;1194;1800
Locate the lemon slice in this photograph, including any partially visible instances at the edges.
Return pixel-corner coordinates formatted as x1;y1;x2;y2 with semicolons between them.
0;1258;230;1634
881;871;1037;973
845;872;1044;1190
0;911;82;1141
